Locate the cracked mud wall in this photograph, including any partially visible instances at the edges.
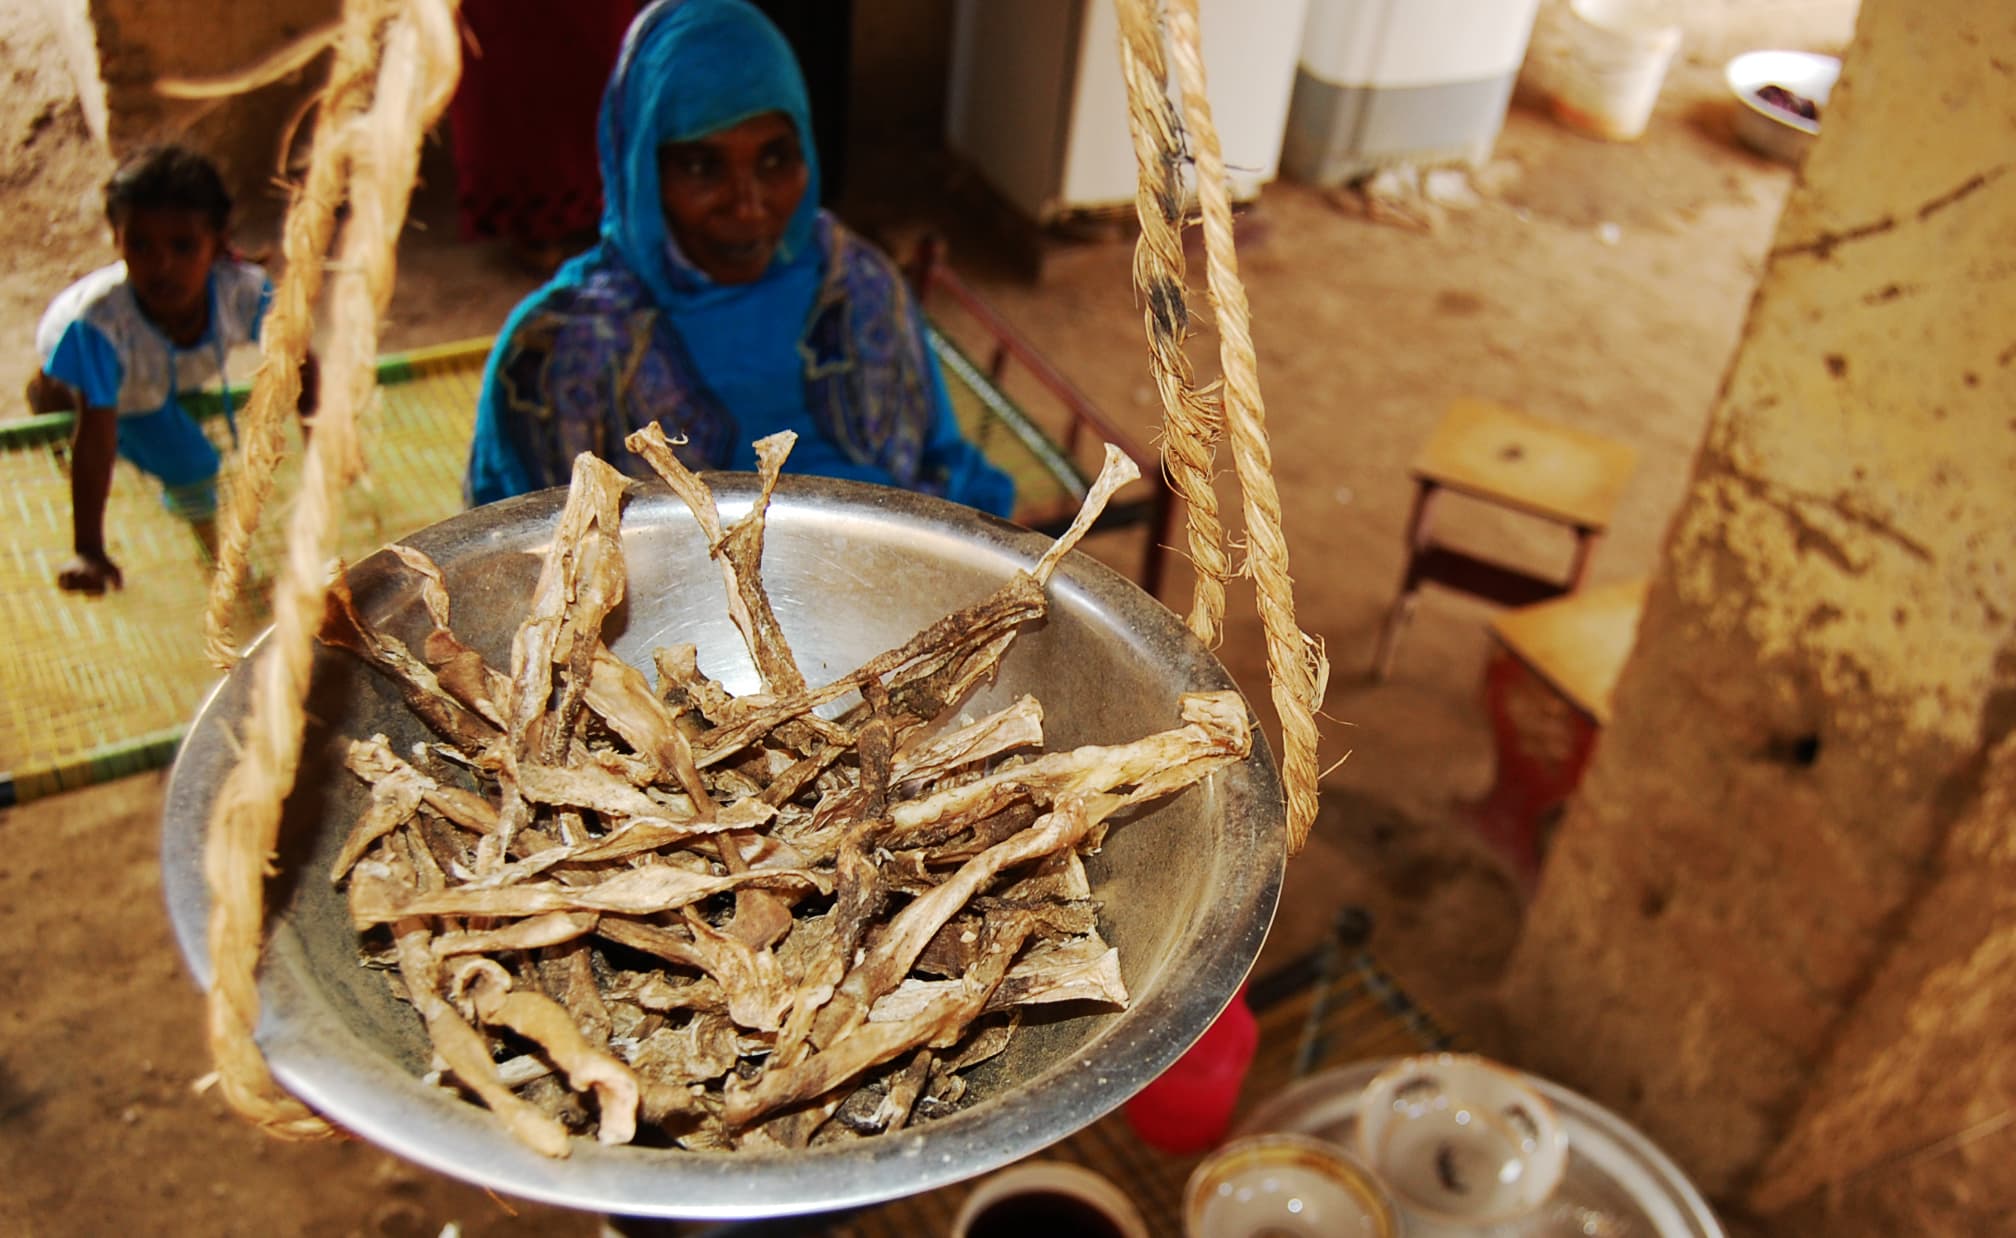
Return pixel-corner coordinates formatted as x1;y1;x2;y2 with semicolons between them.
28;0;108;142
1500;0;2016;1231
51;0;336;209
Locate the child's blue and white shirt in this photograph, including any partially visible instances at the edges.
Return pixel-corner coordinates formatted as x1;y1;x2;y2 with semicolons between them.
36;257;271;416
36;258;271;519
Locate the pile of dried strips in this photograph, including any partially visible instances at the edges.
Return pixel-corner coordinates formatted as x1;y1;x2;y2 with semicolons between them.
318;426;1251;1155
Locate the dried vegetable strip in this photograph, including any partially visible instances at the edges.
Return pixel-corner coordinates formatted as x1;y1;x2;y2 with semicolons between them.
629;424;806;697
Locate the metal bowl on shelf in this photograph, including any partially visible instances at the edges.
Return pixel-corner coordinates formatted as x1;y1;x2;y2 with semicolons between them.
1725;49;1842;165
159;474;1285;1221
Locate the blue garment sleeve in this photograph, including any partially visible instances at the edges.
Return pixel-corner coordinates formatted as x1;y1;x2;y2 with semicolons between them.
912;307;1016;519
468;286;645;507
43;318;123;411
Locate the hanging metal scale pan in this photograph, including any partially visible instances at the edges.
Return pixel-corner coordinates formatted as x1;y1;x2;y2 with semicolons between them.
160;475;1284;1220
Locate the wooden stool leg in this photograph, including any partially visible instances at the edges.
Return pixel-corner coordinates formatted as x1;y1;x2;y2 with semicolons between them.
1566;526;1602;591
1371;593;1418;682
1371;481;1438;680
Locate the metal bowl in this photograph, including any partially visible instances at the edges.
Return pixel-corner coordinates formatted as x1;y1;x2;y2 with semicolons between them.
160;475;1285;1220
1725;50;1841;165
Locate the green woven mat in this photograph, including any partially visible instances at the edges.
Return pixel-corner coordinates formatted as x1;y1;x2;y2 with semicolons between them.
0;332;1092;807
0;341;481;806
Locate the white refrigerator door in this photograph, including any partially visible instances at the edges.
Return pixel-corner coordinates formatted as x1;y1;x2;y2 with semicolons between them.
1059;0;1310;210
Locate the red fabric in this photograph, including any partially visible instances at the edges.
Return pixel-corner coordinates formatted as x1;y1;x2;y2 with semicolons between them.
1123;985;1259;1155
448;0;640;245
1470;646;1601;883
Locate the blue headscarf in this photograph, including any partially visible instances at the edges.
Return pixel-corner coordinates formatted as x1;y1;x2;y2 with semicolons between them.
597;0;821;306
464;0;1016;517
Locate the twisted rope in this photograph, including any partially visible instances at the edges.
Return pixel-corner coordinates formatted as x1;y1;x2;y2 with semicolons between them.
1113;0;1230;646
1114;0;1327;851
156;22;343;100
201;5;381;669
202;0;463;1136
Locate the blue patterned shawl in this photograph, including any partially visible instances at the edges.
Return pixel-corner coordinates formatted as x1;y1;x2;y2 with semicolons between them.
463;0;1014;516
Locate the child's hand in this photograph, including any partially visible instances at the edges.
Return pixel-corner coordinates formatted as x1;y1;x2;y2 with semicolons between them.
56;553;123;595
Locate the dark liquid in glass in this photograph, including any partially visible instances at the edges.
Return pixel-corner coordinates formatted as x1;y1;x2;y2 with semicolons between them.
964;1189;1126;1238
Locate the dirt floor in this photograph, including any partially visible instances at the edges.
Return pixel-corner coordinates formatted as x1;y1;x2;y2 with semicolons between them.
0;3;1804;1233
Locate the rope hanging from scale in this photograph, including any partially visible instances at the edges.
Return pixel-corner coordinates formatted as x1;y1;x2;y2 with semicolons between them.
193;0;462;1137
1113;0;1328;851
190;0;1326;1137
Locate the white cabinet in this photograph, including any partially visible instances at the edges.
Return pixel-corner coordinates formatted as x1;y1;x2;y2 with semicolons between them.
1282;0;1541;183
947;0;1310;224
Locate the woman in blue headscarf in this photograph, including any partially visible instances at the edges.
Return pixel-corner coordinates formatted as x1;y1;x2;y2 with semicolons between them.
463;0;1015;517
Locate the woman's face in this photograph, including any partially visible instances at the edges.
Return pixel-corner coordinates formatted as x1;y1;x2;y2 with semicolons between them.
657;111;809;285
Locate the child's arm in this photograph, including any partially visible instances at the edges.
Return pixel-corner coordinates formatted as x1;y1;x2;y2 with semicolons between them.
41;308;127;592
58;407;123;594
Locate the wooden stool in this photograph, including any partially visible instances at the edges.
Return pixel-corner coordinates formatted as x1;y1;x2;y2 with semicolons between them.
1372;398;1636;679
1471;578;1650;883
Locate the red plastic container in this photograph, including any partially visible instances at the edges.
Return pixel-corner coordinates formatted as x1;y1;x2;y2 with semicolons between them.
1123;984;1259;1155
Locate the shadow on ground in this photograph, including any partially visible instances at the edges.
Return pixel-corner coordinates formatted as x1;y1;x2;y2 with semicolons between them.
1263;784;1526;1057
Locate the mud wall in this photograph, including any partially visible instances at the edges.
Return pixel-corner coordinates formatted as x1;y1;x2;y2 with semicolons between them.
43;0;336;212
28;0;108;142
1500;0;2016;1232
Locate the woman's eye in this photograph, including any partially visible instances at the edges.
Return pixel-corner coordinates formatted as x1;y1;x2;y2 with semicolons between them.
665;151;720;181
758;146;801;176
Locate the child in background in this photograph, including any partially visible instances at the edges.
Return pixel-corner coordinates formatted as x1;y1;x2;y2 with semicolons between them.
28;145;316;595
